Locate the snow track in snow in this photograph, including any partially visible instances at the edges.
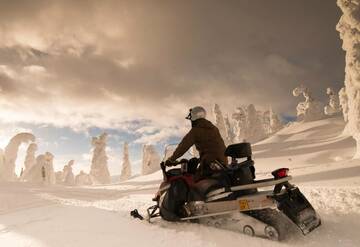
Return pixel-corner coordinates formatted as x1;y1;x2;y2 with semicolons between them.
33;185;360;246
303;187;360;215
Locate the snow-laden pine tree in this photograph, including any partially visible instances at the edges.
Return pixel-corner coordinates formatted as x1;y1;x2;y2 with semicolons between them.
120;142;132;181
213;104;228;144
24;143;37;171
0;149;5;177
55;171;63;184
75;171;92;186
324;87;341;116
269;107;283;134
23;152;55;184
337;0;360;158
232;106;247;143
191;145;199;158
43;152;56;185
224;115;235;145
0;133;35;181
339;87;349;122
63;160;75;186
21;143;38;181
293;85;324;122
89;133;111;184
141;144;160;175
245;104;267;143
163;145;175;161
262;110;271;135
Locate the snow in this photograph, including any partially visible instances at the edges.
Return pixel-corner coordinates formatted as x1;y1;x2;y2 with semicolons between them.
1;116;360;246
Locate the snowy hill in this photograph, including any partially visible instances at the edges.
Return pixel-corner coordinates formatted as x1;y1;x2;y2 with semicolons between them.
1;116;360;246
254;117;359;184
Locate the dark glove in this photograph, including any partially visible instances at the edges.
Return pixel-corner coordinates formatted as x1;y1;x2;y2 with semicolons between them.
164;159;175;167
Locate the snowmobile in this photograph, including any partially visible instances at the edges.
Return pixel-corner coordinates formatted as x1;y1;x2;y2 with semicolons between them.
130;142;321;241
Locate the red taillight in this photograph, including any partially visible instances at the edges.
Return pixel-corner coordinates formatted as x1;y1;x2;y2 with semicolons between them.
272;168;289;179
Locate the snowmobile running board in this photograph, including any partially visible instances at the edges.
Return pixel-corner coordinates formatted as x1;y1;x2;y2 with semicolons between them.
180;191;280;220
206;176;292;198
180;209;240;220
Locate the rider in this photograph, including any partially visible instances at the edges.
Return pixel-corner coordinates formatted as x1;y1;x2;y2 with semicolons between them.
165;106;228;178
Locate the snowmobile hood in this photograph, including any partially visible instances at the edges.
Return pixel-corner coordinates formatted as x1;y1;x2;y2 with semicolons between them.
192;118;216;129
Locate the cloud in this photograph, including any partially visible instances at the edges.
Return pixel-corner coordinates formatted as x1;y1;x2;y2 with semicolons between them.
0;0;345;144
134;126;188;145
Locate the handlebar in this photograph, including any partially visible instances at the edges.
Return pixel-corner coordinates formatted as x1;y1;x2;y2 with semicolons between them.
160;159;189;169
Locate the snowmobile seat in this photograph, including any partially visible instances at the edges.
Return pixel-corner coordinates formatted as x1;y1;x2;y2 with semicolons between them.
225;142;252;159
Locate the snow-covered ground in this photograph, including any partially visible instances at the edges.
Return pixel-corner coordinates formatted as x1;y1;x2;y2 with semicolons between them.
1;116;360;246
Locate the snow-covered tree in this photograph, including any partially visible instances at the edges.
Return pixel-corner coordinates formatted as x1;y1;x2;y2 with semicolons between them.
337;0;360;158
22;155;45;183
269;107;283;134
43;152;55;185
0;149;5;177
23;152;55;184
224;115;235;145
89;133;111;184
324;87;341;116
190;145;199;158
20;143;38;181
339;87;349;122
293;85;324;122
141;144;160;175
163;145;175;161
24;143;37;171
213;103;228;144
120;142;132;181
75;170;92;186
55;171;64;184
244;104;267;143
232;106;247;143
262;110;271;135
63;160;75;186
0;133;35;181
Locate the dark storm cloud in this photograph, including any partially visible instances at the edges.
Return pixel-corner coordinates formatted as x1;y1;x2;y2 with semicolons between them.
0;0;345;135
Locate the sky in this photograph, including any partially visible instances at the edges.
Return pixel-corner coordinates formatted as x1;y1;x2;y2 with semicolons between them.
0;0;345;175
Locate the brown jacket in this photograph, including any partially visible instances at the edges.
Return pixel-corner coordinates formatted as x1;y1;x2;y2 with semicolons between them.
169;118;228;173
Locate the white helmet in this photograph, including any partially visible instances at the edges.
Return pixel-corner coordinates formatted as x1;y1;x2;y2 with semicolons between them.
186;106;207;121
